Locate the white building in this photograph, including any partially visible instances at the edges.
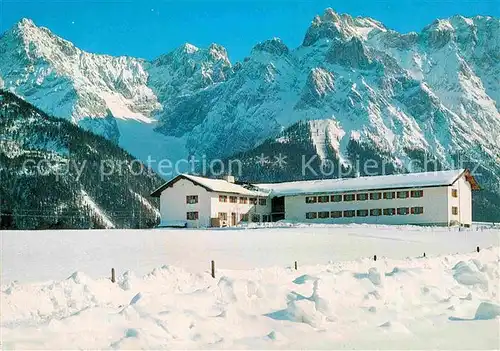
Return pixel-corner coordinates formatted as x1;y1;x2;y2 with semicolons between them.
150;174;271;228
151;169;479;228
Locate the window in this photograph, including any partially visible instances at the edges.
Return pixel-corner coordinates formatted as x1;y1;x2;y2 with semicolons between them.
357;193;368;201
318;195;329;203
218;212;228;221
251;214;261;222
219;195;227;203
452;189;458;198
259;198;267;206
411;190;423;198
331;194;343;202
383;208;396;216
230;196;238;203
397;207;410;215
331;211;343;218
306;212;317;219
397;191;409;199
452;206;458;215
411;207;424;215
318;211;330;219
306;196;317;204
344;194;355;202
186;212;199;220
239;197;248;204
343;210;356;217
357;209;369;217
370;209;382;216
240;213;249;222
249;198;257;205
186;195;198;204
383;192;395;200
370;192;382;200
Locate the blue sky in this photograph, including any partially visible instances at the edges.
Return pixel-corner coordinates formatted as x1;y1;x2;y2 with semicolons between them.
1;0;499;62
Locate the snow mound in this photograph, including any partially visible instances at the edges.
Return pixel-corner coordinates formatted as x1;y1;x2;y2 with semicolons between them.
353;267;384;286
452;260;489;290
1;241;499;349
293;274;317;284
474;301;500;320
283;299;326;328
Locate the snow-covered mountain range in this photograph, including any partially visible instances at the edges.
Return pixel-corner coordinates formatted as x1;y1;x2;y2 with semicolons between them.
1;10;499;220
1;11;498;168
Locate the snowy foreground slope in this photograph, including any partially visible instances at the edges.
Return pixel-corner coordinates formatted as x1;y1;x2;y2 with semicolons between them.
1;224;500;349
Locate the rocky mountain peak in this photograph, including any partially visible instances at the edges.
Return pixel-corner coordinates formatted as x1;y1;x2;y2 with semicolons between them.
252;38;289;56
154;42;230;67
322;8;342;23
303;9;345;46
184;42;199;52
17;18;36;30
303;8;386;46
421;19;456;48
4;17;79;60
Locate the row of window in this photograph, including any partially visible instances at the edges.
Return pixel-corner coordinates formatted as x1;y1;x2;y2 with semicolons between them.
305;190;424;204
218;212;270;222
218;195;267;206
189;189;456;206
190;207;457;221
305;206;425;219
187;211;271;222
187;195;267;206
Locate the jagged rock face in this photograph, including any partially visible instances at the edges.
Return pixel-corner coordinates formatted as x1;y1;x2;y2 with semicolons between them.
297;68;335;108
253;38;290;56
147;43;233;136
302;8;386;46
148;43;232;103
326;38;372;69
0;10;499;190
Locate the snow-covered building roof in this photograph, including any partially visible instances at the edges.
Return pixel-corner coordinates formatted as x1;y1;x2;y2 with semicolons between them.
151;169;479;198
255;169;479;197
150;174;268;197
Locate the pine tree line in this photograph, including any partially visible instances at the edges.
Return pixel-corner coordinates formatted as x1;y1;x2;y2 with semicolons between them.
0;90;163;230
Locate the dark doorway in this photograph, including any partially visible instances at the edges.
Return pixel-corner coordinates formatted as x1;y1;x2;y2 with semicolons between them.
271;196;285;222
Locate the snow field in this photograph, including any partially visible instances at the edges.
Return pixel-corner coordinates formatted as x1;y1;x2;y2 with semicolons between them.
1;224;500;349
2;224;499;284
1;246;499;349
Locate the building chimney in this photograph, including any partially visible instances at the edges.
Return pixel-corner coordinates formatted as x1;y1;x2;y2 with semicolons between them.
223;175;235;183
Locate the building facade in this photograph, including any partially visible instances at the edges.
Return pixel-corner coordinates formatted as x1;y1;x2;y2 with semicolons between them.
151;169;479;228
151;174;271;228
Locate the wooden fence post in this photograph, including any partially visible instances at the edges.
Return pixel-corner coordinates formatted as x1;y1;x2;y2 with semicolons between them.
211;260;215;278
294;261;298;270
374;255;377;261
477;246;480;253
111;268;116;283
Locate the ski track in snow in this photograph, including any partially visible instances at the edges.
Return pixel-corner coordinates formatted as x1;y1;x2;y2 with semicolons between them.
1;224;500;349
